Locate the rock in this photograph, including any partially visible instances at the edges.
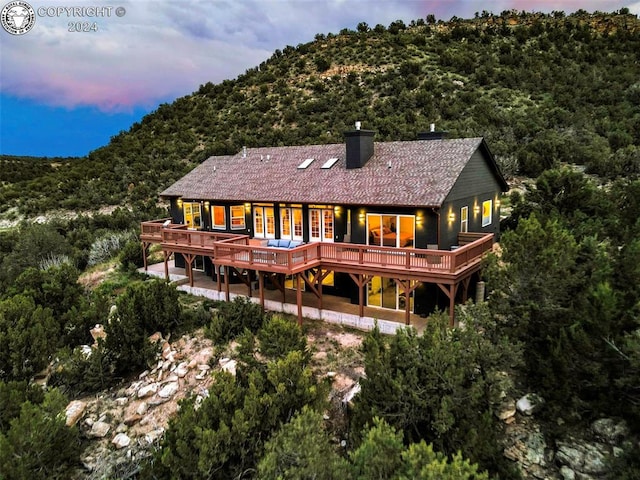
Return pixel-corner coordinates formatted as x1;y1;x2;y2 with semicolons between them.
559;465;576;480
139;370;149;379
115;423;128;433
145;428;165;444
175;362;189;378
123;414;142;426
90;324;106;342
112;432;131;449
161;342;172;359
591;418;629;444
65;400;86;427
343;383;361;406
148;332;163;344
495;400;517;421
89;421;111;438
136;401;149;415
158;381;179;398
115;397;128;406
556;441;609;475
80;345;93;357
138;383;158;398
221;359;237;376
516;393;544;416
219;357;230;366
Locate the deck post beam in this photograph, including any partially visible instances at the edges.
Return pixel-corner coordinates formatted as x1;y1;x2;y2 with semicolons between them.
349;273;373;318
182;253;194;287
296;273;303;326
396;279;420;326
224;266;230;302
437;282;459;327
258;271;265;311
163;250;170;282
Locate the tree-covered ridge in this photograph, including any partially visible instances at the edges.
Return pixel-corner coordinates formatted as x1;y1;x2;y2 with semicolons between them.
2;9;639;217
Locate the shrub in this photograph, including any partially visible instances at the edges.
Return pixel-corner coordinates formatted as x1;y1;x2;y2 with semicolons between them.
0;388;80;480
105;280;181;376
47;343;116;396
205;296;269;345
87;231;135;266
120;238;145;271
257;315;308;360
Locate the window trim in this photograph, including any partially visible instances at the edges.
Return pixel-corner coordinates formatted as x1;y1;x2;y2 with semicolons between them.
482;200;492;227
460;206;468;233
212;205;226;230
230;205;246;230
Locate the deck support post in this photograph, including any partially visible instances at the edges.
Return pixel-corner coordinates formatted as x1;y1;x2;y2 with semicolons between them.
142;242;149;271
163;250;169;282
296;273;303;326
258;271;265;311
182;254;194;287
349;273;373;318
437;283;458;327
396;279;420;326
224;266;230;302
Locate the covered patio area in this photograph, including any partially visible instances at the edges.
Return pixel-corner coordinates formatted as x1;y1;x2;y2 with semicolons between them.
142;260;429;334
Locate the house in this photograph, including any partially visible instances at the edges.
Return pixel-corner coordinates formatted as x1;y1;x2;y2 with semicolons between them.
141;125;508;327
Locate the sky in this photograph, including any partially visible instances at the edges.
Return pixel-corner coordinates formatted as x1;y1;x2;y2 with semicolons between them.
1;0;638;158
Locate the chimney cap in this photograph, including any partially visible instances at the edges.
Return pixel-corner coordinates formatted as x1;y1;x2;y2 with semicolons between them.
355;121;361;130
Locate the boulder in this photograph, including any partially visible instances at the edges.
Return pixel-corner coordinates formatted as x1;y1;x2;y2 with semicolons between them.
221;359;237;376
516;393;544;416
137;383;158;398
556;441;608;475
559;466;575;480
123;413;142;426
89;421;111;438
136;401;149;415
65;400;86;427
112;432;131;449
158;381;179;398
175;362;189;378
90;324;106;342
591;418;629;444
495;400;517;421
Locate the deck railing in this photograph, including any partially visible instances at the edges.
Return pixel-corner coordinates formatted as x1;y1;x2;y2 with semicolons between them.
142;220;494;276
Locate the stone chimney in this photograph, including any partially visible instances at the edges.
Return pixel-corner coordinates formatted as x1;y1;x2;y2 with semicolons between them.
344;121;375;169
417;123;447;140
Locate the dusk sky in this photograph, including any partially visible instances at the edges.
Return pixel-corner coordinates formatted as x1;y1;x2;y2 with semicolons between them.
1;0;638;158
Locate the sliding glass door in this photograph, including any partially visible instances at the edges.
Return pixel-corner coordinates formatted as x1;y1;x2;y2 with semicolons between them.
366;214;414;248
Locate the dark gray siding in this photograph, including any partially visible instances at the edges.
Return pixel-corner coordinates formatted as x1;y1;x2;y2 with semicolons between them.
438;148;503;249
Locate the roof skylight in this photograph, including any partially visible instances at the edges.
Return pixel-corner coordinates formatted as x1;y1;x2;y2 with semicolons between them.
321;157;339;169
297;158;315;169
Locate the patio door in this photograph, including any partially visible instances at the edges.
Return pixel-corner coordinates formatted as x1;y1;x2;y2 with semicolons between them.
366;214;415;248
253;205;275;239
367;276;414;312
280;207;303;241
309;208;333;242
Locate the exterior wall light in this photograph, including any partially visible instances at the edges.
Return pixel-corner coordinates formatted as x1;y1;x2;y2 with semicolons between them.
448;212;456;222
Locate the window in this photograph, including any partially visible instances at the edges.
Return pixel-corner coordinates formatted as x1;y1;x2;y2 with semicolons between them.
460;206;468;233
230;206;245;229
254;205;275;238
183;202;202;230
482;200;492;227
212;206;226;229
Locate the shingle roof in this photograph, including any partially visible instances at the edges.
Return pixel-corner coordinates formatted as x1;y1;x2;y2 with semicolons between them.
161;138;503;207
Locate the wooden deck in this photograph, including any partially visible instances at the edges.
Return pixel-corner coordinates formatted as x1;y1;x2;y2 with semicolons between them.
141;219;494;326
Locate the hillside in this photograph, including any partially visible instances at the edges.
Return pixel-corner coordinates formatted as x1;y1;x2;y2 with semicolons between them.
2;9;639;219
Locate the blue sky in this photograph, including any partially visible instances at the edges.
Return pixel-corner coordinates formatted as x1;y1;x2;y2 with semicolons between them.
1;0;638;158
